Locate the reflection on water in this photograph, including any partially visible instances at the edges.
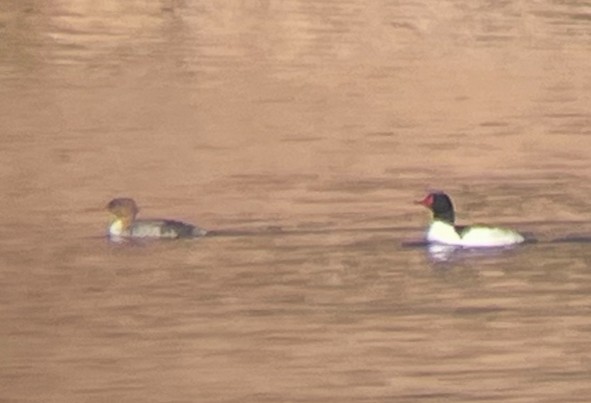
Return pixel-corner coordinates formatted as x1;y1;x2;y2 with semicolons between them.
425;243;525;263
1;1;591;402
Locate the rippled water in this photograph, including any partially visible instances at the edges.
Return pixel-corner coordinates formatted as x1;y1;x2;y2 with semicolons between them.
1;1;591;402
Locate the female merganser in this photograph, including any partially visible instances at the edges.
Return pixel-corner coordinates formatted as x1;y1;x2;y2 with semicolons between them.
416;192;525;247
106;198;207;239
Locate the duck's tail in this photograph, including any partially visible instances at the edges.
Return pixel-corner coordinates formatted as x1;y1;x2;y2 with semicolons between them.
192;226;208;237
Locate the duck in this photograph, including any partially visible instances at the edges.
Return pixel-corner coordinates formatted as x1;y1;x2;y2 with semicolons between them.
416;191;525;247
106;198;207;239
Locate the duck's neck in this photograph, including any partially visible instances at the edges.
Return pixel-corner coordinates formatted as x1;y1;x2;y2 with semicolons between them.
433;210;455;225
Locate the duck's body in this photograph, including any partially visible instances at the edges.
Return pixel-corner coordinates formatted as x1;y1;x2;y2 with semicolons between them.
108;218;206;239
107;198;206;239
426;220;524;247
417;192;524;247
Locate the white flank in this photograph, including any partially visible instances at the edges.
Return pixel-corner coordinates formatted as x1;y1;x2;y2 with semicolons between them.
427;220;524;247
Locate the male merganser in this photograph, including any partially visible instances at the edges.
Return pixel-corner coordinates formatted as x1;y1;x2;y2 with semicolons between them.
106;198;207;239
416;192;525;247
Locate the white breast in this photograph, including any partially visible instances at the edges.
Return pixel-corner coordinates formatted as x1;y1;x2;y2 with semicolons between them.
426;221;462;245
109;219;127;237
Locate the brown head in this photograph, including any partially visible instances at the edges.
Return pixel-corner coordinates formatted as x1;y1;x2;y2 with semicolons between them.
106;198;139;229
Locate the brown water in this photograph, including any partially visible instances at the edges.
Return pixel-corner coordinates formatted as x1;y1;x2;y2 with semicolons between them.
1;1;591;402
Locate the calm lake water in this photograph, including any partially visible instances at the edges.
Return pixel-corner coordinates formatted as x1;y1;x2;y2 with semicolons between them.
1;1;591;402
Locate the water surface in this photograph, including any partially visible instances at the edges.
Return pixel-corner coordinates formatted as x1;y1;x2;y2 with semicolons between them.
1;1;591;402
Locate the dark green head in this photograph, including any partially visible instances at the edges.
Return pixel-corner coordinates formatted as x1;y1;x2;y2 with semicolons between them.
416;192;455;224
